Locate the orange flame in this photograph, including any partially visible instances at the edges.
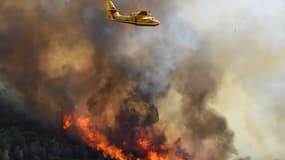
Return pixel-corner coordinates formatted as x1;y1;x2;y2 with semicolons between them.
63;114;72;129
63;113;191;160
75;116;131;160
137;137;151;150
147;151;169;160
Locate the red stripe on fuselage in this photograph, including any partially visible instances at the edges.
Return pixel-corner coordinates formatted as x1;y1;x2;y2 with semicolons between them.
113;20;160;26
135;22;160;26
111;7;117;10
110;9;117;14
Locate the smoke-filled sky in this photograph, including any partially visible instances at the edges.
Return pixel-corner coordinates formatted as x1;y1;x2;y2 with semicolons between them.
175;1;285;159
0;0;285;160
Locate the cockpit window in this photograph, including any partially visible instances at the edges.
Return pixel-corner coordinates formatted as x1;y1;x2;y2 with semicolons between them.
138;11;148;16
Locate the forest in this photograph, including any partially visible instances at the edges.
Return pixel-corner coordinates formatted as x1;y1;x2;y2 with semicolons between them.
0;99;104;160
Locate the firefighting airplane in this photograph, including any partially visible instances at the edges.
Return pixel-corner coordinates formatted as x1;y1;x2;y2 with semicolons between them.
105;0;160;26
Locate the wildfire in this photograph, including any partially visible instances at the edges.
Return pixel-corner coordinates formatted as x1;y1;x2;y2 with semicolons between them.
63;114;72;129
62;113;191;160
137;138;151;150
147;151;169;160
73;114;131;160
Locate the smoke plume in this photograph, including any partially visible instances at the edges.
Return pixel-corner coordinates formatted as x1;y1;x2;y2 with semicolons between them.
173;0;285;159
1;0;283;160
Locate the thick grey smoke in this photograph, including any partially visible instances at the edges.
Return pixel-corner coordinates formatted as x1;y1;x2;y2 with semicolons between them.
172;0;285;159
3;0;281;160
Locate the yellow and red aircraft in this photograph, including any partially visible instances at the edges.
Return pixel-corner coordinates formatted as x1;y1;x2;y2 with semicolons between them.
105;0;160;26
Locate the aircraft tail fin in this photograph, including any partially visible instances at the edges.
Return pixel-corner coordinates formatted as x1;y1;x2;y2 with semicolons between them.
106;0;120;20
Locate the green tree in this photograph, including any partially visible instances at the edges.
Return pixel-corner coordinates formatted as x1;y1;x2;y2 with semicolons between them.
29;141;40;155
2;148;10;160
32;155;41;160
38;146;47;160
14;145;24;160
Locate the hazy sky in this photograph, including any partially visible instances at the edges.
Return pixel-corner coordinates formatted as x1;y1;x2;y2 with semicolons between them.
173;0;285;159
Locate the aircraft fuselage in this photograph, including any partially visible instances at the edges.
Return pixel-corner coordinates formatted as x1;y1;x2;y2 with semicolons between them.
106;0;160;27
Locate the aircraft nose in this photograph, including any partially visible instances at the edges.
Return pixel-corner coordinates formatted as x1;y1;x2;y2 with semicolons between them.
153;20;160;26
